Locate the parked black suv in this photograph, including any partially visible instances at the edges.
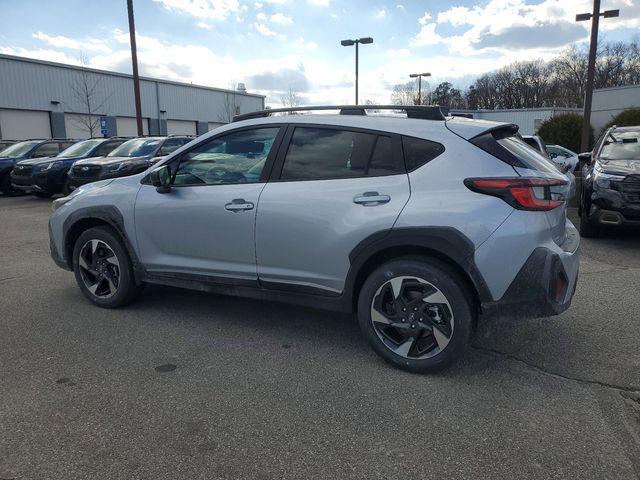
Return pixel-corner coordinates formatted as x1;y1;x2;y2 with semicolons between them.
67;136;193;191
579;125;640;236
11;137;129;198
0;139;76;196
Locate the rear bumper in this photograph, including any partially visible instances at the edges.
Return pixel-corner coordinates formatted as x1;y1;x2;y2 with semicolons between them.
481;221;580;321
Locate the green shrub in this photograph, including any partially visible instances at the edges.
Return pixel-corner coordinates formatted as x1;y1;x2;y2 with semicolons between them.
538;112;593;153
604;108;640;130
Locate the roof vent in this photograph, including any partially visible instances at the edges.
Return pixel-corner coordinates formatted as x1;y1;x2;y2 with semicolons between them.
236;83;247;92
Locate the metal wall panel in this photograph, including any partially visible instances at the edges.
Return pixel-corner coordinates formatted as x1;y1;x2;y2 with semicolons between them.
591;84;640;134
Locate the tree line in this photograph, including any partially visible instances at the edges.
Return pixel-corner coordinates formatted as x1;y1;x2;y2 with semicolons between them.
390;40;640;110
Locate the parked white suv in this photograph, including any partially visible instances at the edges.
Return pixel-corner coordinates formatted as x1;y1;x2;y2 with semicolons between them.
49;105;580;373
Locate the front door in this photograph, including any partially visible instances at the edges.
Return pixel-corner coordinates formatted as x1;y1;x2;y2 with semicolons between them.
134;126;283;282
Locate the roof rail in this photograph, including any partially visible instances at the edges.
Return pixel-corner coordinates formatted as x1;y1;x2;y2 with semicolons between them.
232;105;446;122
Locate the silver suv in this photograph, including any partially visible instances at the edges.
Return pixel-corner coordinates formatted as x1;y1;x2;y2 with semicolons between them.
49;106;580;373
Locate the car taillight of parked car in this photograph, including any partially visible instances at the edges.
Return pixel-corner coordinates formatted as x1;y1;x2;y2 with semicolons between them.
464;177;568;211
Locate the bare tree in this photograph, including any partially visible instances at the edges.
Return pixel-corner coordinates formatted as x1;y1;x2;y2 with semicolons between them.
280;87;301;108
70;54;111;137
218;91;240;123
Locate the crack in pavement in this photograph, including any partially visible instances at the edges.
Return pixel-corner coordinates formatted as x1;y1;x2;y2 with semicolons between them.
471;344;640;393
0;276;23;284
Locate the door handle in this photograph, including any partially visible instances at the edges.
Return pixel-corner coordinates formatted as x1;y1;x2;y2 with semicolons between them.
225;198;254;212
353;191;391;206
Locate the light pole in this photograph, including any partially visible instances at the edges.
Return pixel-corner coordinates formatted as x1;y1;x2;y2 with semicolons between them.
409;72;431;105
576;1;619;152
127;0;144;136
341;37;373;105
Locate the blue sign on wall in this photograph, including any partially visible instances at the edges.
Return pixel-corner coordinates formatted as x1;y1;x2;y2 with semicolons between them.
100;117;108;135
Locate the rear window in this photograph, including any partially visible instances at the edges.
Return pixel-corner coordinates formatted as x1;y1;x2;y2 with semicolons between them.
401;136;445;171
497;136;558;173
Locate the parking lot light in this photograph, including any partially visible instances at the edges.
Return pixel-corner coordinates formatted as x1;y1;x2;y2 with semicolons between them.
340;37;374;105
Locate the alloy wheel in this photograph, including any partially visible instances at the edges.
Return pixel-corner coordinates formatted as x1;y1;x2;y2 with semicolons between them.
78;239;121;298
370;276;454;359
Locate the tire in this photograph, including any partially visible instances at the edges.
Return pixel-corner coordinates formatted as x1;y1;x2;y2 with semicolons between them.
357;256;474;373
35;191;53;199
579;217;601;238
72;226;143;308
1;174;18;197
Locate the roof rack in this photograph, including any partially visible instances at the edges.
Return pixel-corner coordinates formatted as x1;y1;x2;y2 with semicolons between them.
232;105;446;122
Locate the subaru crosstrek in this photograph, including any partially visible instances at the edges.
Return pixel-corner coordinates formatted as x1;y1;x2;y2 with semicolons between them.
49;106;580;373
579;125;640;237
11;137;129;197
66;136;193;191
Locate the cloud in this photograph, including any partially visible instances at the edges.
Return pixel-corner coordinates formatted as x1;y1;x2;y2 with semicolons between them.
152;0;240;20
256;12;266;19
411;13;443;46
270;12;293;25
294;37;318;50
374;8;386;19
246;67;310;92
308;0;330;6
475;22;587;50
385;48;411;57
253;22;280;38
196;21;213;30
32;31;112;53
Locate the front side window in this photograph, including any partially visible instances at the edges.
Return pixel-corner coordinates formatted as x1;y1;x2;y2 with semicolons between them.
93;141;125;157
173;127;279;186
57;140;102;158
158;138;185;156
280;127;402;181
32;143;60;158
108;138;162;158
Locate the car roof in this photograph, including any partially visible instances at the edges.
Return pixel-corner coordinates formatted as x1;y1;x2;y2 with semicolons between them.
611;125;640;133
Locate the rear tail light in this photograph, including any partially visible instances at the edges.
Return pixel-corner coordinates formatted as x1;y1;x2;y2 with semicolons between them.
464;177;567;211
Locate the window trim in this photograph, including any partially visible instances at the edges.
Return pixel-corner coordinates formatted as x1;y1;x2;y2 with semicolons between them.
160;125;287;188
271;123;405;183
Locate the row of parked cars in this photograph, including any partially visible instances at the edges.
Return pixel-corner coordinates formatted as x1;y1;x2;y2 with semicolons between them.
0;135;194;197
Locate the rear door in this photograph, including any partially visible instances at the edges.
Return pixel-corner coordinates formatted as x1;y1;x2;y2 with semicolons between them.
255;125;411;294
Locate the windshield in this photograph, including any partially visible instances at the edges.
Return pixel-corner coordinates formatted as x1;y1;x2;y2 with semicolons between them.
56;139;102;158
0;141;39;158
600;131;640;161
108;138;162;158
498;135;559;173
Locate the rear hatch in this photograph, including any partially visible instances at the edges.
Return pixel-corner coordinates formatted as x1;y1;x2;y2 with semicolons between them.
447;118;571;245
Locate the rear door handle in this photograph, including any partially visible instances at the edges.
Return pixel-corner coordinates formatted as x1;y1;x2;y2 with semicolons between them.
353;192;391;206
225;198;254;212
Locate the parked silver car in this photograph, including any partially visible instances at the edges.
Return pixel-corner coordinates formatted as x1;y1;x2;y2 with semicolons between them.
48;105;580;373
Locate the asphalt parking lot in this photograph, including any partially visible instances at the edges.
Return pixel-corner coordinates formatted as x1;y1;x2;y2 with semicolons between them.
1;195;639;480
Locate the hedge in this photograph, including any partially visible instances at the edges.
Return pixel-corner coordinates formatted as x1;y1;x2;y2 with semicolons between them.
604;107;640;130
538;112;593;153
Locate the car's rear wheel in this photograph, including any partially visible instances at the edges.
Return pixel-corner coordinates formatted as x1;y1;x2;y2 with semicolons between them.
357;256;473;373
72;226;143;308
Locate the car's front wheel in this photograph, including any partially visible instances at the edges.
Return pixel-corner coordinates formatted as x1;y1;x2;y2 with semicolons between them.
358;256;473;373
72;226;143;308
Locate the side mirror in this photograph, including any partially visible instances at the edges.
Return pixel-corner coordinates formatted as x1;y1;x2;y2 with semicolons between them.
578;152;592;164
149;165;172;194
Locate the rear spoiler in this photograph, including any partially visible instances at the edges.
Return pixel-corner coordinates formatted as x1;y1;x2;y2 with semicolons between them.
470;123;519;140
469;124;527;168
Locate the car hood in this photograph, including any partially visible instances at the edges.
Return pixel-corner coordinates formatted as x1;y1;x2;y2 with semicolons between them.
74;155;149;166
598;159;640;176
15;156;61;166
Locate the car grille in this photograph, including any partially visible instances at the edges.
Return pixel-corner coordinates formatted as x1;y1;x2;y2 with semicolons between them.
72;164;102;178
13;165;33;177
618;175;640;203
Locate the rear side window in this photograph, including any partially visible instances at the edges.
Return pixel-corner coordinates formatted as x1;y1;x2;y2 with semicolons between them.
280;127;402;181
401;136;445;171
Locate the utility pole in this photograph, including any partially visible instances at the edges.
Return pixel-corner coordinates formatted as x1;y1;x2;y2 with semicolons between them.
576;1;619;152
127;0;144;136
409;72;431;105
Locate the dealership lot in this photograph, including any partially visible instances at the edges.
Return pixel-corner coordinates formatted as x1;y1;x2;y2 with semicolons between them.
1;195;639;479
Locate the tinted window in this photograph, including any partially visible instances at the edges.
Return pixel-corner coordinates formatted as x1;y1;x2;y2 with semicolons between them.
108;138;162;157
174;127;279;186
57;139;102;158
32;143;60;158
280;127;402;181
497;135;558;173
522;137;540;152
1;141;40;157
401;136;445;171
93;141;124;157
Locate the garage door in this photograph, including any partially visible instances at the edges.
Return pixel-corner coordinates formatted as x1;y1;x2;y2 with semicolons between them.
167;120;196;135
0;109;51;140
65;114;103;139
208;122;225;132
116;117;149;137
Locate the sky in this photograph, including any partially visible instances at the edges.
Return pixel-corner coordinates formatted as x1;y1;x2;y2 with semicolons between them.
0;0;638;106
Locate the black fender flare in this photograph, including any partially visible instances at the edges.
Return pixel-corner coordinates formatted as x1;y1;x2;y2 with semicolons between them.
343;226;493;307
